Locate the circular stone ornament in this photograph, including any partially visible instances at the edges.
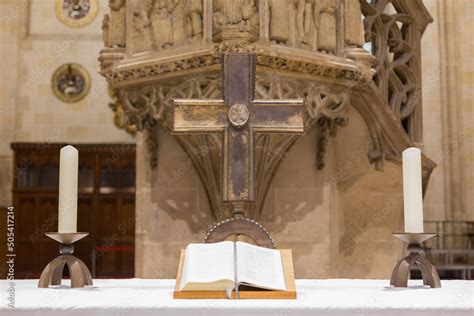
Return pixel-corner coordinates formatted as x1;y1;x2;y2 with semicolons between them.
55;0;98;28
52;63;91;103
228;103;250;127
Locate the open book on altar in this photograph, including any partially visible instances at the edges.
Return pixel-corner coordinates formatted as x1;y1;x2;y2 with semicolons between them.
174;241;296;299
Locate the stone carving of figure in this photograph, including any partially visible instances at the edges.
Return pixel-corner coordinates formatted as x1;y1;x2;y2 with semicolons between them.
213;0;243;28
268;0;290;44
344;0;365;47
168;0;187;45
221;0;242;24
296;0;315;46
151;0;174;49
241;0;259;34
213;0;258;38
185;0;203;40
107;0;126;47
133;9;151;33
132;1;154;52
316;0;337;53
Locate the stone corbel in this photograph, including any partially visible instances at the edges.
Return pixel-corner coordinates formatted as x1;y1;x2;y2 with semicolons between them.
144;123;159;170
118;86;167;130
117;86;168;169
108;88;138;136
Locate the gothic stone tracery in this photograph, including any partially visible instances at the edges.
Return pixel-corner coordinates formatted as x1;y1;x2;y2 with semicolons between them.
361;0;432;144
117;74;349;219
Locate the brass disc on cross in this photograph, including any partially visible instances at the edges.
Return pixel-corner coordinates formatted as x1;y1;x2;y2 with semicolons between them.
228;103;250;128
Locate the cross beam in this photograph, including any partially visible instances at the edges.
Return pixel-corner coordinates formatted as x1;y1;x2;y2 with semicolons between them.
172;53;304;205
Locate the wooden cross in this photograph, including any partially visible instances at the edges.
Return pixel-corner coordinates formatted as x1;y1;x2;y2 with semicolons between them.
172;53;304;213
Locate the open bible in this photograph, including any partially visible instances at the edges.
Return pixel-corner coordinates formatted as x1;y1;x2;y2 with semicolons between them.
178;241;287;292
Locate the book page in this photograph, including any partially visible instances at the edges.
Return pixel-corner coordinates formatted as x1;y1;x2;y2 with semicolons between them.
179;241;235;290
236;241;286;291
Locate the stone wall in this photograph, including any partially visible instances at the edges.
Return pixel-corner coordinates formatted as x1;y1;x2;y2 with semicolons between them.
0;0;134;207
14;1;132;143
422;0;474;221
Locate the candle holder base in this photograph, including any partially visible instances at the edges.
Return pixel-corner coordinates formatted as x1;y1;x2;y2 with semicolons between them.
38;232;93;288
390;233;441;288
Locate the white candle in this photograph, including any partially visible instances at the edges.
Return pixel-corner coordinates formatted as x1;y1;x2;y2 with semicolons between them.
402;147;424;233
58;145;79;233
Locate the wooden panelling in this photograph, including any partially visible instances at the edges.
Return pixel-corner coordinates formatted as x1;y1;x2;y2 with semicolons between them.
3;143;136;279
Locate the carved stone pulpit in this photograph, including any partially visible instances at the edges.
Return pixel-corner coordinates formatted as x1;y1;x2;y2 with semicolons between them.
99;0;436;278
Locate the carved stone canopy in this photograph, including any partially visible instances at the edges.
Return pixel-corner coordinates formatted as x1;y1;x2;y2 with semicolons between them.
100;0;436;220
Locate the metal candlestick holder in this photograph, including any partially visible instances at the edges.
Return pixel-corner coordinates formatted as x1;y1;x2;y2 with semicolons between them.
390;233;441;288
38;232;93;288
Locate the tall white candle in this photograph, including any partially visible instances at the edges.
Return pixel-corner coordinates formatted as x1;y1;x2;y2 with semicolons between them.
402;147;424;233
58;145;79;233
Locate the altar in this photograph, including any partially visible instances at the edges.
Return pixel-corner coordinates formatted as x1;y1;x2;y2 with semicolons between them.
1;279;472;315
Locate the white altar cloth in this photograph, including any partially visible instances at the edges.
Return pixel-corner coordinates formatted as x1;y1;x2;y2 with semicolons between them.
1;279;473;315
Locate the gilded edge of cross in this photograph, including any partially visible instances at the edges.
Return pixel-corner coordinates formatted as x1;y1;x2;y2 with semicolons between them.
171;53;305;209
